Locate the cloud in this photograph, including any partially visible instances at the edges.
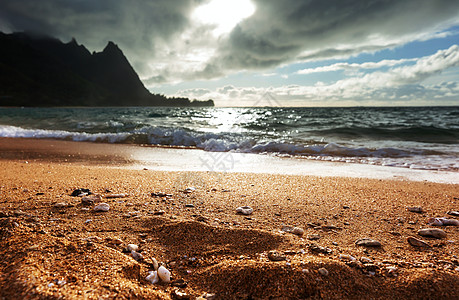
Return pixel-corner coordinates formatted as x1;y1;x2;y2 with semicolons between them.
175;45;459;106
1;0;459;87
200;0;459;78
296;58;417;75
0;0;203;75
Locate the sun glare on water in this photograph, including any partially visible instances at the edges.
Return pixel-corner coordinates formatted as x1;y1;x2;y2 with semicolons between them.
193;0;256;36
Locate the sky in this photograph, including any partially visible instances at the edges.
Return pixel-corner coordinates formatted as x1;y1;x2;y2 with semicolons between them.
1;0;459;107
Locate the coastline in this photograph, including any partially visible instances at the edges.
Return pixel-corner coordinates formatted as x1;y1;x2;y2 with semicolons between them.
0;137;457;184
0;137;458;299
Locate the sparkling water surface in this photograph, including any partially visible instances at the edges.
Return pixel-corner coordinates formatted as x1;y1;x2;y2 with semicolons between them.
0;106;458;171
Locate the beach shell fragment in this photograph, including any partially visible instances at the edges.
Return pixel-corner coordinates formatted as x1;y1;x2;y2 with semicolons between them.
146;271;159;284
339;254;356;262
407;236;431;248
94;203;110;212
447;210;459;217
126;244;138;252
236;206;253;215
427;217;459;226
355;238;381;247
158;266;171;283
418;228;447;239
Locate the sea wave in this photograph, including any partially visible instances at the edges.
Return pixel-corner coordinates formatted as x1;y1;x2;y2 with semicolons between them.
0;124;450;160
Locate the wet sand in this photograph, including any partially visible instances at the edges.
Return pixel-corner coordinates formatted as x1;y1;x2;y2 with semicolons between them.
0;138;458;299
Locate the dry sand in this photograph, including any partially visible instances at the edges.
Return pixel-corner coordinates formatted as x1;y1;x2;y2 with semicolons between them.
0;138;458;299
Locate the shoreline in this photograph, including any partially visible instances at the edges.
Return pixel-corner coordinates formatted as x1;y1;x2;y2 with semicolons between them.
0;137;458;298
0;137;457;184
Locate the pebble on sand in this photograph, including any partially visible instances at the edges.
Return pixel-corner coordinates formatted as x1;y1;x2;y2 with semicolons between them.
104;193;127;199
267;250;286;261
318;268;329;276
236;206;253;215
407;206;423;213
53;202;67;208
418;228;447;239
307;234;321;240
355;238;382;247
407;236;431;248
158;266;171;283
131;250;143;261
81;195;102;205
447;210;459;216
281;226;304;236
94;203;110;212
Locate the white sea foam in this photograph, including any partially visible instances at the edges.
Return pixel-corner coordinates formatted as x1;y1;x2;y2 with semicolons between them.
0;125;129;143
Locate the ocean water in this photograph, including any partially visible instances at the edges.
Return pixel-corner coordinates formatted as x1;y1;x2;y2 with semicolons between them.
0;106;458;171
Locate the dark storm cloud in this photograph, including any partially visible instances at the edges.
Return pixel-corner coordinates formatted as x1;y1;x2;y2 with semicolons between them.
205;0;459;74
0;0;203;69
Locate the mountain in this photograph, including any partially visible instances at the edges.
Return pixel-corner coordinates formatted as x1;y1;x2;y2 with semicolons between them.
0;32;214;107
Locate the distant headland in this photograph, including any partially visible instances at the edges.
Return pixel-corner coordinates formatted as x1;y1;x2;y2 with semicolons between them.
0;31;214;107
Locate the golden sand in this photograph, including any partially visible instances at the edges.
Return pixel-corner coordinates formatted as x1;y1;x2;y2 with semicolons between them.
0;139;458;299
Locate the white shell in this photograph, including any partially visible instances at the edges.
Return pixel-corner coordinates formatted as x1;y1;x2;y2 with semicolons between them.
427;217;443;226
157;266;171;283
427;217;459;226
146;271;159;284
236;206;253;215
94;203;110;212
126;244;138;252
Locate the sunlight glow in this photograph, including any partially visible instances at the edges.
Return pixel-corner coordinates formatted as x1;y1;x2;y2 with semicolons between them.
193;0;256;36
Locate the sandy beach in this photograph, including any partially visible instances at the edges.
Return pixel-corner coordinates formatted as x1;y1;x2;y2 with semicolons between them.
0;138;458;299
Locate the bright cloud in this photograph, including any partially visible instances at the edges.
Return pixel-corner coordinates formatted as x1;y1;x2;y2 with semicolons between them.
174;45;459;106
296;58;418;75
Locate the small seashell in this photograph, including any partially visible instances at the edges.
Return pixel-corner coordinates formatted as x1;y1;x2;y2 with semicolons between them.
184;187;196;194
94;203;110;212
339;254;356;262
447;210;459;217
53;202;67;208
151;258;159;270
158;266;171;283
427;217;444;226
146;271;159;284
428;217;459;226
236;206;253;215
360;257;373;264
418;228;447;239
173;290;189;300
318;267;329;276
126;244;138;252
407;236;431;248
292;227;304;236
